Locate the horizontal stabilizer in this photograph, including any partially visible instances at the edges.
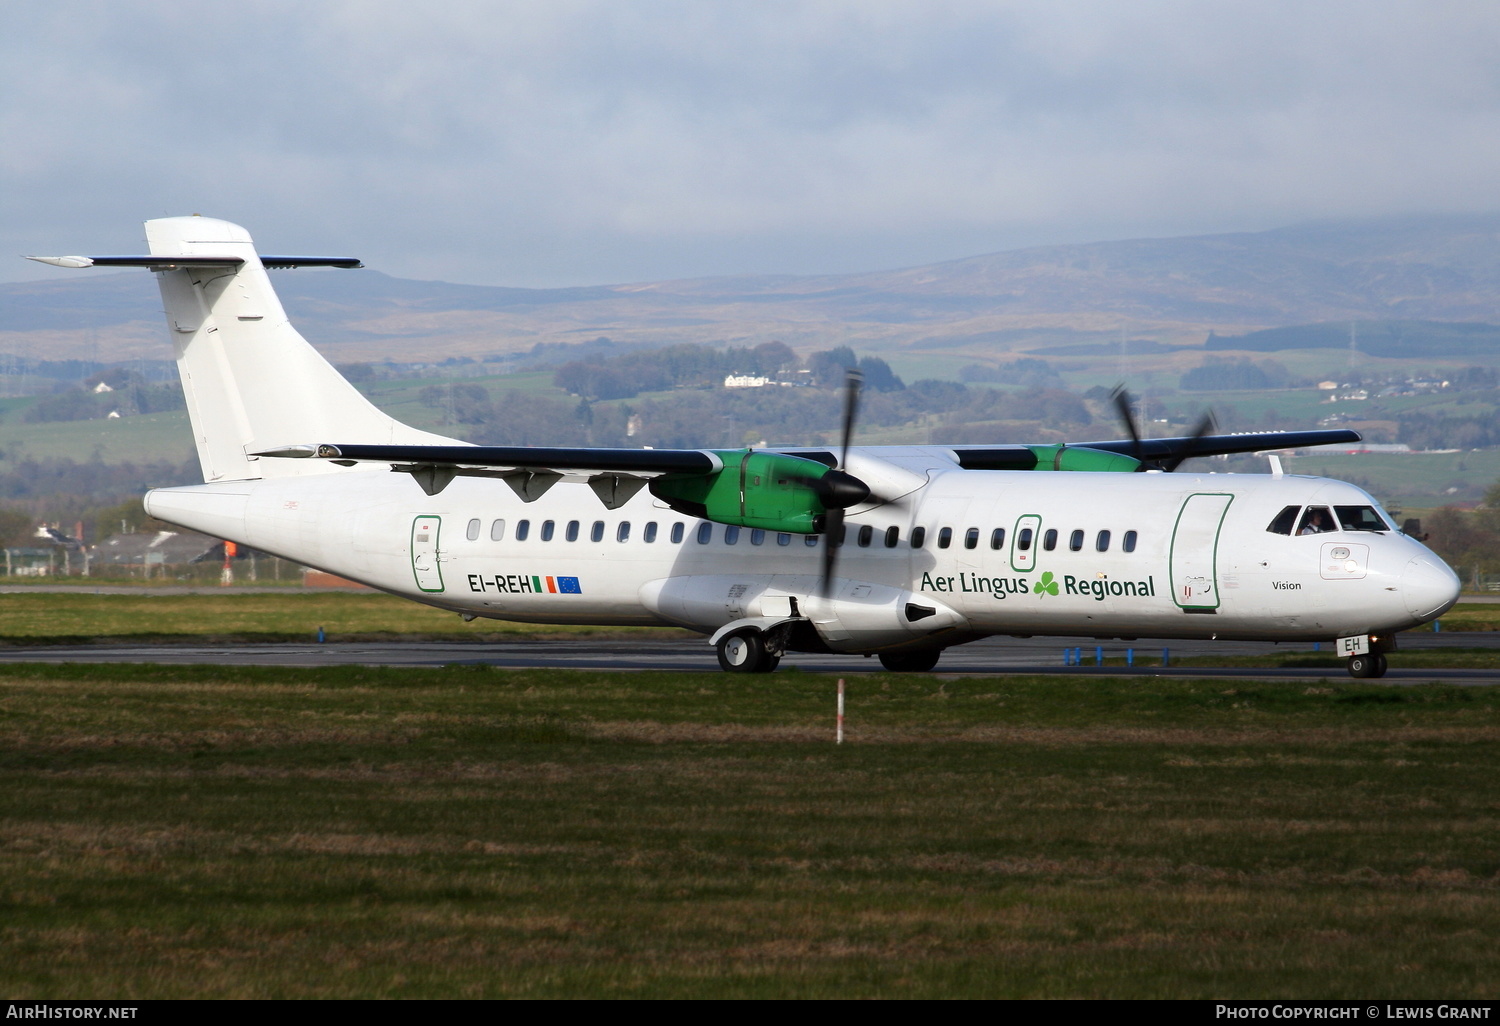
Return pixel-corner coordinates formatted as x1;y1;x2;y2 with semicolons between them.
24;255;361;269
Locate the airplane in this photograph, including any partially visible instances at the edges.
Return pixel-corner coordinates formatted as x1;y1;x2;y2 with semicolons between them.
27;216;1462;679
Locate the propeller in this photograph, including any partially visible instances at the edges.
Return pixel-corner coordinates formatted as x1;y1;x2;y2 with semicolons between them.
1160;410;1219;472
817;369;864;595
1110;385;1144;465
1110;385;1218;472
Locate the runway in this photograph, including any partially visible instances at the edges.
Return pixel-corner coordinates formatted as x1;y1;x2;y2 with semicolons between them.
1;631;1496;684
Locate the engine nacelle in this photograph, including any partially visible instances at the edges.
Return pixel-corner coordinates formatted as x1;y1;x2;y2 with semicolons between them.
650;449;839;533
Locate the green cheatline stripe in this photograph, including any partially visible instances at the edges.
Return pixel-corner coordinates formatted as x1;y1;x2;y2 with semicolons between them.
533;575;543;593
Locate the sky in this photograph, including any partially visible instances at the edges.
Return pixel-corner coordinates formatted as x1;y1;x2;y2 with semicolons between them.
4;1;1500;288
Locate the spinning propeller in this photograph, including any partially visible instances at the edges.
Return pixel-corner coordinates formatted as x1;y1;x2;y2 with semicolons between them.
817;369;866;595
780;369;878;596
1109;385;1218;472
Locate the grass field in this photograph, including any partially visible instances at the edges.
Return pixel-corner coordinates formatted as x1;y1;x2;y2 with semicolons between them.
1;663;1497;998
0;591;691;644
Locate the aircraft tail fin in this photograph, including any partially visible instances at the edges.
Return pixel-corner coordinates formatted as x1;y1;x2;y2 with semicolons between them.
139;215;459;482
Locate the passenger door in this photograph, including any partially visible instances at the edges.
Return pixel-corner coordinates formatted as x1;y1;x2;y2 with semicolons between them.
410;515;444;593
1169;493;1233;611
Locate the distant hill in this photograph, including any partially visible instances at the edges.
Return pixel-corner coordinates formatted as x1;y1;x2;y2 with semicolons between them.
1208;320;1500;358
4;213;1500;364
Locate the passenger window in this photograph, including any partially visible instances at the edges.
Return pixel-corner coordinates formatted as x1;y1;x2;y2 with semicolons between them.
805;534;819;547
938;527;953;549
540;520;555;542
1018;527;1033;551
1123;530;1137;553
1267;505;1300;535
990;528;1005;550
644;522;658;543
858;525;873;547
750;529;765;545
671;523;685;544
911;527;927;548
515;519;530;541
697;522;712;544
831;523;847;546
1335;505;1391;532
1297;507;1335;535
725;526;740;545
591;521;605;543
1069;530;1084;551
965;528;980;549
565;520;580;542
617;522;631;543
466;518;480;541
1042;529;1058;551
490;519;505;541
885;526;900;548
1096;530;1111;552
777;533;792;546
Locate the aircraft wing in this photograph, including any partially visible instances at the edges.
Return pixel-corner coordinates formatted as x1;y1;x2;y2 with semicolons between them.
254;443;721;475
948;429;1364;470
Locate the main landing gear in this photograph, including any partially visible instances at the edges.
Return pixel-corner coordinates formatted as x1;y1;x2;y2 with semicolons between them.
1347;653;1388;679
714;629;944;675
716;630;781;673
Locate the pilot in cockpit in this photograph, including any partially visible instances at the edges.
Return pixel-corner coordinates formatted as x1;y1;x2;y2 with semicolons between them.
1297;507;1335;535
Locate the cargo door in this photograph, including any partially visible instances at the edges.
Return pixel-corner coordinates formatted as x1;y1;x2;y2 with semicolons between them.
1170;493;1233;611
411;515;444;593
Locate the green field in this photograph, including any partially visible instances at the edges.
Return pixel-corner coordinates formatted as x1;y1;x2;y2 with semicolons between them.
0;409;194;466
1;664;1497;998
0;591;691;644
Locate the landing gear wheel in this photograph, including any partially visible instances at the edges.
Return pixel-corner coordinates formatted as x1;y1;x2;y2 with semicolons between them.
879;649;942;673
1348;653;1387;679
1372;653;1388;678
717;630;779;673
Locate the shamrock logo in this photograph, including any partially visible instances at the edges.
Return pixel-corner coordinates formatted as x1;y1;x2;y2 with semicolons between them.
1036;570;1059;597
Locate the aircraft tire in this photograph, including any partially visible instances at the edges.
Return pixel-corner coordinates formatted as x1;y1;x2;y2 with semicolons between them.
717;630;776;673
1348;654;1379;679
879;649;942;673
1372;653;1388;678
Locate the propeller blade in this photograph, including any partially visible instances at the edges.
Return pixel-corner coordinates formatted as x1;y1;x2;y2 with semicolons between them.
819;508;844;597
1110;384;1143;462
1161;410;1219;472
820;368;862;595
838;368;863;470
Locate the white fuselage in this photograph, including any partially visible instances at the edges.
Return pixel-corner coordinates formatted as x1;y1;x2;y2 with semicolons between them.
145;457;1461;655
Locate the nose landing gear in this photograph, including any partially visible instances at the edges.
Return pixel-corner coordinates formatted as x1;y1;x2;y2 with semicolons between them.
1347;653;1388;679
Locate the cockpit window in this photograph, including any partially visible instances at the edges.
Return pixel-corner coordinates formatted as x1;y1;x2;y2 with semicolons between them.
1297;506;1336;535
1335;505;1390;532
1267;505;1300;535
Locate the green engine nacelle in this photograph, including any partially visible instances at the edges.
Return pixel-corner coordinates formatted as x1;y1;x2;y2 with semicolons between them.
1026;444;1142;473
650;450;833;534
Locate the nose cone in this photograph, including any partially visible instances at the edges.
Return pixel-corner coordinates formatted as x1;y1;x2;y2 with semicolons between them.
1402;555;1462;621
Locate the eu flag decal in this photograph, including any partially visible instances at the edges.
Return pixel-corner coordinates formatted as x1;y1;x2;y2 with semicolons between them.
556;576;582;594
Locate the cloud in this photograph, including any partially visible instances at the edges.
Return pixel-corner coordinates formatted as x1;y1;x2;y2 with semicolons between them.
3;1;1500;286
